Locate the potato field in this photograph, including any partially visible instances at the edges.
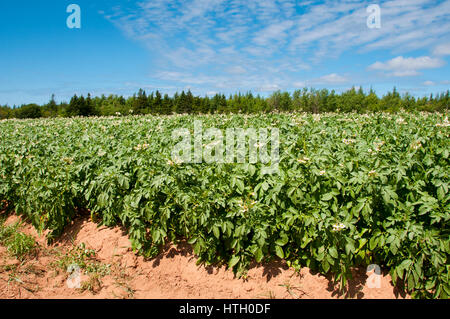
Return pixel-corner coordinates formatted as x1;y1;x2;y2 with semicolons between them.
0;112;448;299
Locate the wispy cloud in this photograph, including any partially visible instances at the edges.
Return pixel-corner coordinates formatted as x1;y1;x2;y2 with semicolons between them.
102;0;450;92
314;73;349;84
368;56;445;77
433;43;450;56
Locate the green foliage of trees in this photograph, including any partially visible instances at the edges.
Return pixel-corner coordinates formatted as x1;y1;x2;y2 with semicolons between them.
14;104;42;119
1;87;449;119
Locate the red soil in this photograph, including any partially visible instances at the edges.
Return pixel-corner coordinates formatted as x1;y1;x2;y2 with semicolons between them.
0;213;409;299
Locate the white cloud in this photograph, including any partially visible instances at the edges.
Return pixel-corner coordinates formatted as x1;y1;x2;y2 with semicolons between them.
369;56;445;77
227;66;247;74
258;83;281;92
290;0;450;57
293;81;307;88
433;43;450;56
423;81;435;86
102;0;450;91
315;73;348;84
253;20;294;45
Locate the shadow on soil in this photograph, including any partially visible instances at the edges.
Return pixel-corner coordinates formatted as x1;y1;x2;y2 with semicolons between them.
1;212;408;299
149;239;407;299
151;241;195;268
323;268;367;298
54;212;129;247
321;267;407;299
150;239;291;281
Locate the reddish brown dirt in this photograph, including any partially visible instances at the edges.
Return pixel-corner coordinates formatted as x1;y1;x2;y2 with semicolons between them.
0;213;409;299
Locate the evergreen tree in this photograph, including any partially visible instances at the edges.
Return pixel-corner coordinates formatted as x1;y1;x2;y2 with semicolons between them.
366;87;380;112
154;90;162;114
66;94;80;117
186;90;194;114
147;92;154;114
176;91;187;114
134;89;148;114
162;94;173;114
83;93;94;116
78;95;87;116
2;87;450;119
48;94;57;114
325;90;338;112
15;104;42;119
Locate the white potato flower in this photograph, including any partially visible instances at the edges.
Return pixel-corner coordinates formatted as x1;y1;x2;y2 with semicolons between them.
332;223;347;232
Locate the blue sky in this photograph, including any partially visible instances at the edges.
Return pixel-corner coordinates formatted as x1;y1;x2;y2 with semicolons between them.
1;0;449;106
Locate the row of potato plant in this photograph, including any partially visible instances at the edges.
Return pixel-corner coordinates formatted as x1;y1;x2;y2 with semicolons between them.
0;112;448;298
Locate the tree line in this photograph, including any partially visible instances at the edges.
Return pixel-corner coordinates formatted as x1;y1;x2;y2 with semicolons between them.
1;87;449;119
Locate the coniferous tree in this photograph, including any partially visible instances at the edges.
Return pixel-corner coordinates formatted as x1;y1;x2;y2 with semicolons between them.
402;92;415;111
48;94;58;116
380;87;402;112
15;104;42;119
78;95;88;116
134;89;148;114
176;91;187;114
83;93;94;116
153;90;162;114
147;92;154;114
66;95;80;117
162;94;172;114
366;87;380;112
325;89;338;112
3;87;450;119
186;90;194;114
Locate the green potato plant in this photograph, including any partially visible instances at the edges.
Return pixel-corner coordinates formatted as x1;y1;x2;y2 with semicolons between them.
0;112;448;298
